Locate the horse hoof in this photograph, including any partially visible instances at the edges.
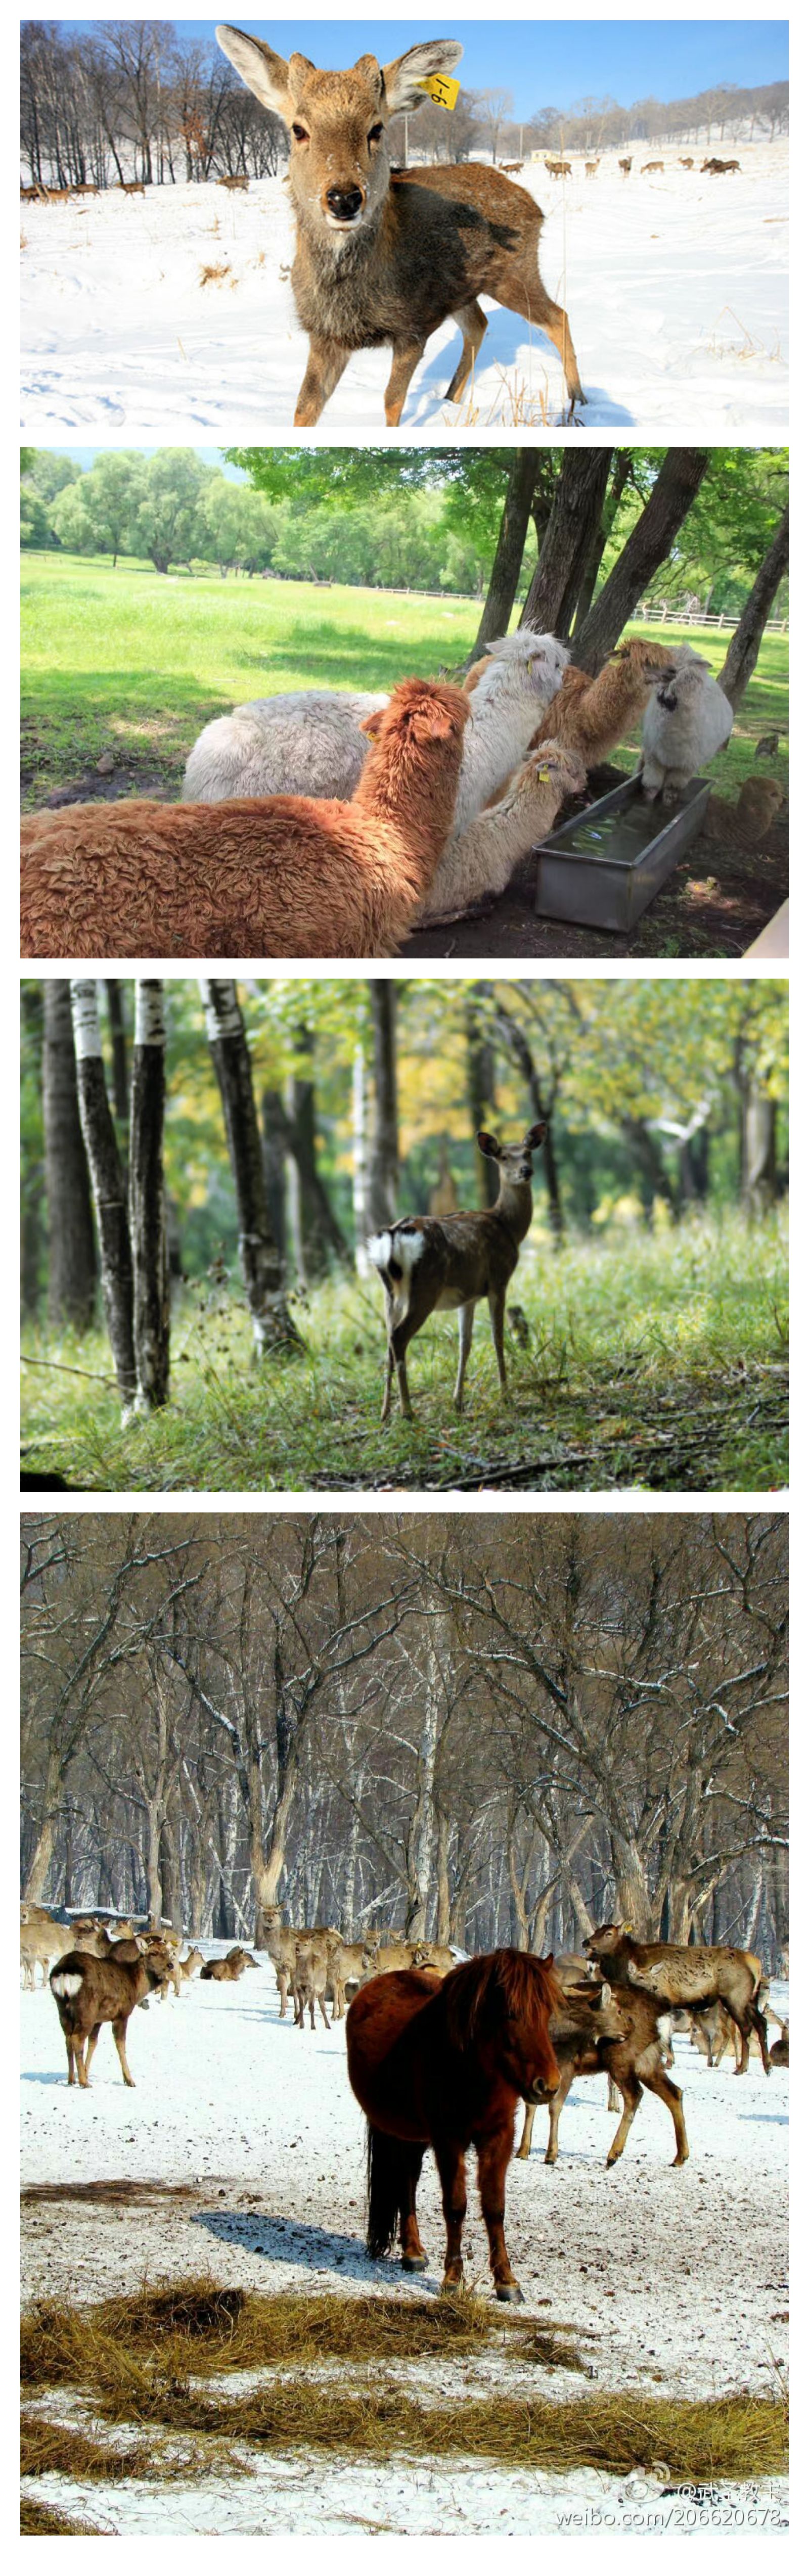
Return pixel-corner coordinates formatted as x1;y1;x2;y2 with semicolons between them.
440;2276;464;2297
402;2255;428;2273
496;2283;524;2304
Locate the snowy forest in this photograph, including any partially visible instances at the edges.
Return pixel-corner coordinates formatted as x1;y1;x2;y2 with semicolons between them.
20;19;789;191
20;1511;788;1966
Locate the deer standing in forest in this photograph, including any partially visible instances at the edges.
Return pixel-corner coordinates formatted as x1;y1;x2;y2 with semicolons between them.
368;1120;547;1421
216;27;584;422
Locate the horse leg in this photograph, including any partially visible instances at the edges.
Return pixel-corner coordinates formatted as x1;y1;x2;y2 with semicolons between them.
400;2145;428;2271
433;2138;468;2289
476;2128;522;2300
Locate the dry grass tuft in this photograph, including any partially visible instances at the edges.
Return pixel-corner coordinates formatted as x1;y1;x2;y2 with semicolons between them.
199;260;232;286
21;2495;109;2536
21;2410;157;2486
22;2177;201;2206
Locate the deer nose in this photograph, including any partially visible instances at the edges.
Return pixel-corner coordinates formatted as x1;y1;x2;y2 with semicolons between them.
325;183;364;221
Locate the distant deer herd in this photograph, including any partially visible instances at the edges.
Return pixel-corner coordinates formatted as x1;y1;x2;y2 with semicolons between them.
22;1891;786;2289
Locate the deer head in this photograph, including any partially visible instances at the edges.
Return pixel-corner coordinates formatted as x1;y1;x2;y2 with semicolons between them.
216;27;463;234
477;1122;547;1186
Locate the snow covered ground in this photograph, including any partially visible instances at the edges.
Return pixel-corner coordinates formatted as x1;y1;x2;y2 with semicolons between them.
20;1956;788;2534
20;143;787;438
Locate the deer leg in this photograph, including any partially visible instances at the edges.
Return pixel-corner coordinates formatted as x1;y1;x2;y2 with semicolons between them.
444;299;488;402
112;2015;136;2086
84;2023;103;2080
545;2061;575;2164
607;2075;621;2113
65;2033;76;2085
74;2037;90;2089
381;1289;396;1424
294;335;351;429
454;1300;476;1412
487;1287;510;1401
383;337;427;428
516;2101;536;2159
433;2137;468;2289
641;2067;689;2165
751;2003;772;2075
606;2074;641;2165
318;1994;330;2028
399;2145;428;2271
476;2129;523;2299
502;272;585;408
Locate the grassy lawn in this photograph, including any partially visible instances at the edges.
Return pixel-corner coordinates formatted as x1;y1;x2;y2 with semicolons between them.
21;1212;788;1494
20;552;789;808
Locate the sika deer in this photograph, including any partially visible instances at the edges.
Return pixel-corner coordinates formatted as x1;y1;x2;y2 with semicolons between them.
368;1119;546;1420
585;1924;771;2075
50;1944;172;2085
216;27;584;422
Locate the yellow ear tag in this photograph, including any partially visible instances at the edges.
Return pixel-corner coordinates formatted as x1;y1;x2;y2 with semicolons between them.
536;768;551;785
417;73;460;109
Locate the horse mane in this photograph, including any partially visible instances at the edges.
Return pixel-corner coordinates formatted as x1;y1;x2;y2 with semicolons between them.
442;1948;562;2051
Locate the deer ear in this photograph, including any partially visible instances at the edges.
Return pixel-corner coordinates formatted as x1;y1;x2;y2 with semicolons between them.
382;39;464;115
522;1122;547;1151
358;707;385;738
476;1130;501;1162
216;26;292;120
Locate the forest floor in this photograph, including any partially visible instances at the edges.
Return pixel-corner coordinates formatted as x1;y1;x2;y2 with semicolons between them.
21;1213;788;1495
20;1957;789;2535
20;145;787;435
20;558;788;960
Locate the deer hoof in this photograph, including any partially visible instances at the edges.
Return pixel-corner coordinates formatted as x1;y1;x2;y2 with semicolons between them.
402;2253;428;2273
496;2282;524;2304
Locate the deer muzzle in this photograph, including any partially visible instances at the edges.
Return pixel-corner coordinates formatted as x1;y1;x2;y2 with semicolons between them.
324;181;366;226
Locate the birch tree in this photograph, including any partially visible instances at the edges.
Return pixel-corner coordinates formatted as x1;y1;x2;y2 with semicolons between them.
129;979;170;1411
70;979;136;1408
200;979;303;1353
43;980;97;1330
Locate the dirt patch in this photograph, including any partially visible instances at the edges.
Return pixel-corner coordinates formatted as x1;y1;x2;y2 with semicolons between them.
22;2178;205;2207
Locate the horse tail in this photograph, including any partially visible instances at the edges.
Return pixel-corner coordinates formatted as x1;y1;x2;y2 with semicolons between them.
366;2123;410;2258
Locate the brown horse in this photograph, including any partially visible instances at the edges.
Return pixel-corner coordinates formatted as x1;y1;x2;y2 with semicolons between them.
345;1949;561;2301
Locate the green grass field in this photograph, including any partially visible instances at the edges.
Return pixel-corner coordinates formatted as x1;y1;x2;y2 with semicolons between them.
20;551;789;808
21;1211;788;1494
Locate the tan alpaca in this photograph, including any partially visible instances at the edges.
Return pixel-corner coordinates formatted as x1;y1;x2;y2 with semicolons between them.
531;638;679;766
418;742;586;925
20;680;470;962
705;776;783;846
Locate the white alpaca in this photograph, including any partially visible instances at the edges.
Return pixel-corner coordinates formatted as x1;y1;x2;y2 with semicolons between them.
417;742;587;925
641;646;733;802
183;632;570;878
183;689;389;804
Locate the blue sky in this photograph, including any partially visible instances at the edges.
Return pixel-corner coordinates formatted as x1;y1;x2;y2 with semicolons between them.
63;22;788;111
54;446;245;476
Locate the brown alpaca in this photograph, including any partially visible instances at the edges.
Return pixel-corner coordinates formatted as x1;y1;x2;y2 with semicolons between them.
20;679;471;961
705;776;783;846
532;638;679;767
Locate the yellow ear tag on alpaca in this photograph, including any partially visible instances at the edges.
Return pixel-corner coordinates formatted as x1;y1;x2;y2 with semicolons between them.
417;74;460;109
535;767;551;785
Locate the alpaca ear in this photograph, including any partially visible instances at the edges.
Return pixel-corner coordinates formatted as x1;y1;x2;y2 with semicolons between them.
358;708;385;738
463;656;490;693
522;1121;547;1151
477;1130;501;1162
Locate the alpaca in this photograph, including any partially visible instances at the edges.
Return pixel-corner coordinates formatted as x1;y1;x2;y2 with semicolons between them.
20;680;470;962
183;690;390;804
417;743;587;925
704;776;783;847
641;647;733;802
531;637;680;766
182;632;568;844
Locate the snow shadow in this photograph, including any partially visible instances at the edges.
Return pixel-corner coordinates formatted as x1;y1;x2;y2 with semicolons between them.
194;2206;373;2280
403;307;635;429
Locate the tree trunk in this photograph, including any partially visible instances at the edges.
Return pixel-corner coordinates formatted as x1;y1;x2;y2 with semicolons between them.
105;980;129;1132
284;1025;330;1282
129;980;170;1412
464;985;499;1206
493;1000;564;1237
473;449;542;654
261;1088;288;1265
571;450;634;633
742;1086;777;1212
435;1809;452;1946
622;1115;677;1219
200;980;304;1354
572;449;710;673
42;980;97;1331
519;450;613;639
70;980;136;1406
718;505;788;709
368;983;399;1230
352;1047;371;1270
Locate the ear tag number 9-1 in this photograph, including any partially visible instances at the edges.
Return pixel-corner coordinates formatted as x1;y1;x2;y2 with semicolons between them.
416;75;460;110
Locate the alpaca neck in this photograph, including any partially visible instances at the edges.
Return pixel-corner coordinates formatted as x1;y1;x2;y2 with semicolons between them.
355;738;460;866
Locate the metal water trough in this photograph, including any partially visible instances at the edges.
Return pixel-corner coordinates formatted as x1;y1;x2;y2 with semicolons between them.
534;773;710;935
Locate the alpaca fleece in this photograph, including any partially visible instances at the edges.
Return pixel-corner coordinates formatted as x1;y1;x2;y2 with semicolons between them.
183;688;390;803
641;646;734;798
417;742;587;924
704;775;783;847
20;679;470;961
531;637;680;766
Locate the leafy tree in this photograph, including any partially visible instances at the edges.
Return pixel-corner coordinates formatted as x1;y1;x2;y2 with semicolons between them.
133;449;214;575
51;450;146;567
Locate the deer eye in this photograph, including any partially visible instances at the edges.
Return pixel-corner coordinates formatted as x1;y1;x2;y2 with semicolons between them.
368;122;384;144
291;122;309;144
